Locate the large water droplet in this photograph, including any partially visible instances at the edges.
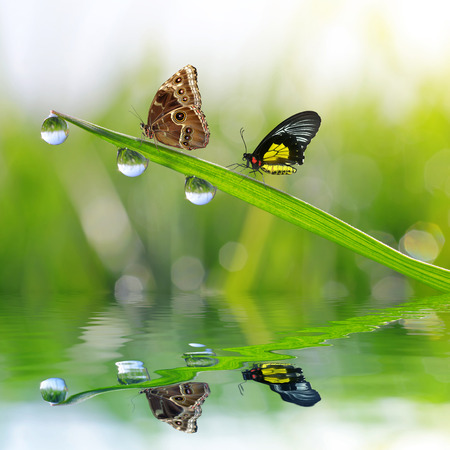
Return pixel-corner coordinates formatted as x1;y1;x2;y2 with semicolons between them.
40;377;68;404
117;148;149;177
185;176;217;205
41;113;69;145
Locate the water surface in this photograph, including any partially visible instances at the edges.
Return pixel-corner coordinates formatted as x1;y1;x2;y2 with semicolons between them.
0;291;448;449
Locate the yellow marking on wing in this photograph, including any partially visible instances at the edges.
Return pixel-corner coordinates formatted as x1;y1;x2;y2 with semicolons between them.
263;376;291;383
260;367;291;384
263;143;290;162
261;367;288;376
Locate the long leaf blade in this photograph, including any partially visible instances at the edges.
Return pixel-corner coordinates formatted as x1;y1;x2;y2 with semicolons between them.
50;111;450;292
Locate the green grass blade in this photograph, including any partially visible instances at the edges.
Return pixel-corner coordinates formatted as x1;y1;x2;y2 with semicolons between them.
50;111;450;292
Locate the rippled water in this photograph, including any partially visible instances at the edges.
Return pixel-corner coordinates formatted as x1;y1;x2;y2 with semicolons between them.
0;291;449;449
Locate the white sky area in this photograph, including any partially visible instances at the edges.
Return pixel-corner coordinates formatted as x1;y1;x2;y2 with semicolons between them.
0;0;450;120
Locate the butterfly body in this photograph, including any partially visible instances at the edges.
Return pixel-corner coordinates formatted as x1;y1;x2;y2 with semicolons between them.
242;111;321;175
141;65;209;150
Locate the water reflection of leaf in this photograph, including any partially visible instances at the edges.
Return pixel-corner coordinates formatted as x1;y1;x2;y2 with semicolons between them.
56;292;449;406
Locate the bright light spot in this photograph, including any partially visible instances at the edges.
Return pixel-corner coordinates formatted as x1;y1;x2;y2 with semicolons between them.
114;275;144;303
371;276;413;301
171;256;205;291
219;242;248;272
321;280;349;299
399;222;444;262
424;149;450;197
80;195;131;248
294;176;334;211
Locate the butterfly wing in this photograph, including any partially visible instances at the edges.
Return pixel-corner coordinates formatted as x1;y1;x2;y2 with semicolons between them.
141;382;210;433
251;111;321;174
257;111;321;157
271;111;321;143
151;106;209;149
143;65;209;150
148;65;202;123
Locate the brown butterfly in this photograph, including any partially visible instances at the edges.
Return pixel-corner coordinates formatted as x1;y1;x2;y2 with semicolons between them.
140;65;210;150
141;382;210;433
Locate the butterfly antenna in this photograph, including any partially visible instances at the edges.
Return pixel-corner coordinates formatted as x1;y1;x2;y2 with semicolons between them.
240;127;248;153
129;106;148;148
129;105;144;123
238;381;246;396
129;390;145;413
227;127;249;174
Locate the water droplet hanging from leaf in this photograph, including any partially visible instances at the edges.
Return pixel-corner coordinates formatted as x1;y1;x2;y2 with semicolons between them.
117;148;149;177
185;176;217;205
41;113;69;145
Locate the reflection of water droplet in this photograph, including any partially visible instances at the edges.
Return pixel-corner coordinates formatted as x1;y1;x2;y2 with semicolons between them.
40;377;68;404
183;350;219;368
117;148;149;177
185;176;217;205
115;360;150;385
41;114;69;145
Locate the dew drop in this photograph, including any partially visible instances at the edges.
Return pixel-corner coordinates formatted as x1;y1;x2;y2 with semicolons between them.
117;148;149;177
41;113;69;145
40;377;68;405
185;176;217;205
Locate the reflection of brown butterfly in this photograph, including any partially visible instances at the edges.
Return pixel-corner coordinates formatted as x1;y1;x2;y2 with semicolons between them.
140;65;210;150
141;382;210;433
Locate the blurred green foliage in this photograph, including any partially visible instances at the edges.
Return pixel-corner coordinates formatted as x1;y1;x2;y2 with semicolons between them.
0;72;448;298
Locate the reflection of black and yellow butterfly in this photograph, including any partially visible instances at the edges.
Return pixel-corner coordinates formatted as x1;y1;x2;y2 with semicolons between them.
242;364;321;407
140;382;209;433
241;111;321;175
242;363;304;384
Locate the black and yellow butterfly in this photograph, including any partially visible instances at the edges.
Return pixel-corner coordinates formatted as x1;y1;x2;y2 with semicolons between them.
241;111;321;175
